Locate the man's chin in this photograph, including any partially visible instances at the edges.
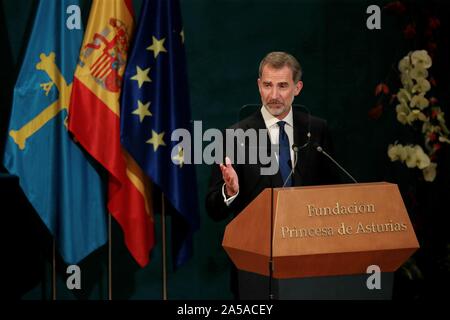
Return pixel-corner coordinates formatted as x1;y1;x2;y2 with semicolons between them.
267;105;286;116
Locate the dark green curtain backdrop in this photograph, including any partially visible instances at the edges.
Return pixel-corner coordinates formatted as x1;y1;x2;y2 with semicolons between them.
1;0;448;299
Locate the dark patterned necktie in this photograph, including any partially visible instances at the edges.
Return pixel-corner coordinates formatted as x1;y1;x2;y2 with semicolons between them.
277;121;292;186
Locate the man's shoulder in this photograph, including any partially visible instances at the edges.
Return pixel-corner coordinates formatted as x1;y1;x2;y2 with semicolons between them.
292;108;328;128
309;114;328;127
227;111;263;130
224;108;329;130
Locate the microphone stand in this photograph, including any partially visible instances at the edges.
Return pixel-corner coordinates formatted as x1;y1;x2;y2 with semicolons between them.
316;145;358;183
269;171;274;300
269;146;299;300
282;146;299;188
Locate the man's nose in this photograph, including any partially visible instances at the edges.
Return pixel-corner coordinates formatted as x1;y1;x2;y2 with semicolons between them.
270;87;279;99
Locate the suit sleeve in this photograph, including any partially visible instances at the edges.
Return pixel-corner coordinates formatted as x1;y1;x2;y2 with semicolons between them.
205;162;243;221
205;126;247;221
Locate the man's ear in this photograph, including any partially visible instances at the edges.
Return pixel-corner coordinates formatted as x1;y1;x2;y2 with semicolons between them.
294;81;303;96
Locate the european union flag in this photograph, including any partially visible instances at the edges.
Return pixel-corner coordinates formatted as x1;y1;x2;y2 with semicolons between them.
3;0;107;264
121;0;200;267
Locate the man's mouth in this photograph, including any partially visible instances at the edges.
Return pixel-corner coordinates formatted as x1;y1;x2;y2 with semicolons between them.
268;101;282;107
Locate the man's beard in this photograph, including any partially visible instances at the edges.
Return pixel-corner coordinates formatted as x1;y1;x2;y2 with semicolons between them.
265;101;288;116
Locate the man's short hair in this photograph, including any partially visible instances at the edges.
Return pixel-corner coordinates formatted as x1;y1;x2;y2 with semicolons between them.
258;51;302;82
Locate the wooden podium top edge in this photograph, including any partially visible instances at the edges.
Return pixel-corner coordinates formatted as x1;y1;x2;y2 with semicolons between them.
271;181;392;191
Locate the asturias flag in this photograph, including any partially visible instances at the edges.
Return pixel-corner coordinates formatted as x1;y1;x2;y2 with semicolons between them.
68;0;155;267
3;0;107;264
121;0;200;268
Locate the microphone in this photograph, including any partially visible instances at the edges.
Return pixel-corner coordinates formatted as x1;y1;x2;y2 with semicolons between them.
315;144;358;183
282;144;299;188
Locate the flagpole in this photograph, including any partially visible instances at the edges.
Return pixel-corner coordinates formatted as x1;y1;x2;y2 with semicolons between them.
161;193;168;300
52;238;56;300
108;213;112;300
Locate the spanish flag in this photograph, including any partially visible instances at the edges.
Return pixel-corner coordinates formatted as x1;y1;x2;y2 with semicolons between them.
68;0;154;267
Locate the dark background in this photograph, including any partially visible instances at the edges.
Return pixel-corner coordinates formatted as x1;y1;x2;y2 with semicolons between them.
1;0;448;299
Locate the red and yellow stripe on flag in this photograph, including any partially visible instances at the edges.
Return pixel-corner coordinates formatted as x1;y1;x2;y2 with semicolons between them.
68;0;154;267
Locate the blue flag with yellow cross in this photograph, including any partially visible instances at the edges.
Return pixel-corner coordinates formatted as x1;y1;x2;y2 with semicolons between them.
3;0;107;264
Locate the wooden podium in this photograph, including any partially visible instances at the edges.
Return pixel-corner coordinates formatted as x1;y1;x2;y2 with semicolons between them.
222;182;420;299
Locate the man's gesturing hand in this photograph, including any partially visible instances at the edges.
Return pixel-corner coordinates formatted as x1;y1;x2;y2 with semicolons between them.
220;156;239;197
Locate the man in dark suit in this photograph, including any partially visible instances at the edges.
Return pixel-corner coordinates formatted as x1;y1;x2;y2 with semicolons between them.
205;51;339;298
206;51;338;220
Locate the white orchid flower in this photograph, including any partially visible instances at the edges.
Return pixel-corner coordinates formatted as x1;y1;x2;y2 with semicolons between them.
423;162;437;182
397;88;412;104
410;94;429;110
410;67;428;81
412;78;431;94
411;50;432;69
